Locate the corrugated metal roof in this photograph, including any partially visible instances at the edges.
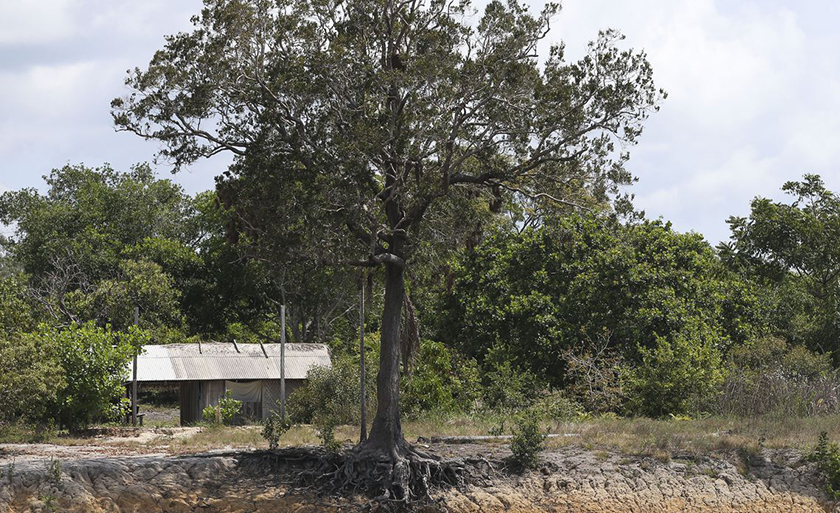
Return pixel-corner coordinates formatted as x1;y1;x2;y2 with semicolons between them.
132;343;332;382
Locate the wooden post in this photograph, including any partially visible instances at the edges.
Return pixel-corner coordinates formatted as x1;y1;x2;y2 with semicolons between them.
131;306;139;426
280;304;286;422
359;274;367;442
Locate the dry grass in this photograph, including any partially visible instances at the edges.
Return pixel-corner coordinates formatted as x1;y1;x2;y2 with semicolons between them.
540;415;840;460
6;414;840;461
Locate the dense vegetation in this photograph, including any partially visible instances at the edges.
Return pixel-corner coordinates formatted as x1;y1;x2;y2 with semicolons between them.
2;165;840;435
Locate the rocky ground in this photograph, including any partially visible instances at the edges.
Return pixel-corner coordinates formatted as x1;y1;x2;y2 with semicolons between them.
0;440;836;512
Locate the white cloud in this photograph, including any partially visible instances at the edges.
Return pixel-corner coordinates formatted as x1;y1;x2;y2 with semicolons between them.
0;0;76;45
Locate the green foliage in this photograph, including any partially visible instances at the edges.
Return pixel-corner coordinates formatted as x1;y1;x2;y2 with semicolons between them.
725;174;840;355
47;458;62;485
2;322;144;430
202;391;242;425
508;411;546;471
317;421;341;454
0;333;66;425
288;356;375;426
807;432;840;499
530;391;586;422
437;215;755;392
400;340;481;416
481;356;542;412
625;322;726;417
261;412;291;449
50;323;146;431
0;274;35;337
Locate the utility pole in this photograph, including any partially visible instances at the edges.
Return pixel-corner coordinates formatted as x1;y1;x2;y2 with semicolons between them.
280;304;286;422
359;274;367;442
131;306;139;426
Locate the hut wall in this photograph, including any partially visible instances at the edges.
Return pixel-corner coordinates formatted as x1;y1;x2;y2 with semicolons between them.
200;380;226;412
179;380;226;425
180;381;200;425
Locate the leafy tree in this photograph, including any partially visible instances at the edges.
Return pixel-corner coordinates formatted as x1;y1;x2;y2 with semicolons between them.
0;334;66;426
113;0;662;492
0;165;196;336
400;339;480;416
0;274;35;337
624;320;726;417
724;174;840;355
0;323;146;430
41;322;146;431
436;215;755;390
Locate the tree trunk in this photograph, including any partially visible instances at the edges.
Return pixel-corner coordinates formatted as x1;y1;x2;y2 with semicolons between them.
363;257;405;459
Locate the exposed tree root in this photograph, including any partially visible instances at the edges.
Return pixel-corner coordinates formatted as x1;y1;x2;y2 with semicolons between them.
290;440;464;506
334;444;463;502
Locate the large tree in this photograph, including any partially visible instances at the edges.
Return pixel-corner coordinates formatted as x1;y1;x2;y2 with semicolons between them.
723;174;840;354
113;0;662;497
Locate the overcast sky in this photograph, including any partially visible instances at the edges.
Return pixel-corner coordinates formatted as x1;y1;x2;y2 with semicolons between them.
1;0;839;245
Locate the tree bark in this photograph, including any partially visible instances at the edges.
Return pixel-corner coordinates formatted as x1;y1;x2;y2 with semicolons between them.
363;254;405;459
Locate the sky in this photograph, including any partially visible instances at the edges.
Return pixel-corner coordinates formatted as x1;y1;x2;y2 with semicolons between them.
1;0;839;245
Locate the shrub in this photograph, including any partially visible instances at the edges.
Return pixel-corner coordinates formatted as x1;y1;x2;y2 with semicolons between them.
508;410;546;470
0;335;66;425
18;322;147;431
401;340;481;416
531;390;586;421
716;337;840;417
807;432;840;499
482;355;542;412
261;412;291;449
202;391;242;425
288;355;375;426
563;335;626;414
317;419;341;453
625;324;726;417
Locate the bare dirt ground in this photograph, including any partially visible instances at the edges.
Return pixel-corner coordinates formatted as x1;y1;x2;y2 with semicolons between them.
0;430;837;512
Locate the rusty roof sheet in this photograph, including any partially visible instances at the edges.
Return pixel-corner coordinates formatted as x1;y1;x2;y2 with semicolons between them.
132;343;331;382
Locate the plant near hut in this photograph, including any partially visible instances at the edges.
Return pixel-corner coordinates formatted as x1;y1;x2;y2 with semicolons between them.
202;391;242;426
262;412;291;449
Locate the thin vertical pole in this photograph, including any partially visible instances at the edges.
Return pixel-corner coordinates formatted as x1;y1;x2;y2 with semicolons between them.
359;274;367;442
280;304;286;422
131;306;139;426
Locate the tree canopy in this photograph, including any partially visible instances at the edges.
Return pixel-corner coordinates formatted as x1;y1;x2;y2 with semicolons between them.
113;0;662;495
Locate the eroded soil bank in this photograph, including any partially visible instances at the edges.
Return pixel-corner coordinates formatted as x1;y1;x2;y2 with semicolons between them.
0;445;835;512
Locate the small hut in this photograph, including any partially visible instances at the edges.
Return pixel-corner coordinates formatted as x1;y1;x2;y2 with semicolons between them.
131;342;331;425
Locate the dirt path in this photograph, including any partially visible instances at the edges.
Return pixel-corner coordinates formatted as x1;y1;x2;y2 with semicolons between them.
0;444;835;512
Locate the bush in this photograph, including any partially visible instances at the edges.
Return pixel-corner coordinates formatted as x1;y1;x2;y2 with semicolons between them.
482;352;542;412
531;391;586;421
807;432;840;499
288;355;375;426
401;340;481;416
508;410;546;470
4;322;148;431
625;324;726;417
202;391;242;425
563;335;626;414
0;335;66;425
317;420;341;453
716;337;840;416
261;412;290;449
